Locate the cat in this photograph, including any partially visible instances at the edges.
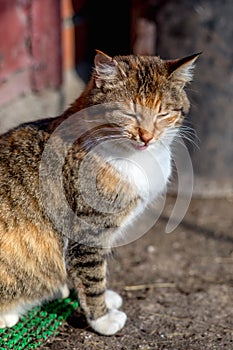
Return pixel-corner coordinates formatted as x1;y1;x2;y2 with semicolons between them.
0;50;199;335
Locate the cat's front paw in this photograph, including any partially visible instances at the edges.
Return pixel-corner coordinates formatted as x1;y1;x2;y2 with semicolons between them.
0;313;19;328
105;289;123;309
88;309;127;335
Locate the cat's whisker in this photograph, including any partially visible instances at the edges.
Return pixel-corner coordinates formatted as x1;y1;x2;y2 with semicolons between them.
179;130;200;144
176;133;200;149
161;124;200;150
78;134;128;151
179;124;197;133
158;125;198;151
171;137;189;148
179;132;199;144
179;129;196;136
179;126;199;140
181;119;195;127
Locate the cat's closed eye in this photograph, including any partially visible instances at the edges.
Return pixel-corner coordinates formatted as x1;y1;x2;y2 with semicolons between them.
158;112;169;118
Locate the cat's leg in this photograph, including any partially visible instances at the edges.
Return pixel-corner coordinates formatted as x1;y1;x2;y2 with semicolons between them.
0;283;68;329
88;308;127;336
68;246;126;335
51;283;70;301
0;300;40;328
0;312;19;328
105;289;123;309
59;283;70;299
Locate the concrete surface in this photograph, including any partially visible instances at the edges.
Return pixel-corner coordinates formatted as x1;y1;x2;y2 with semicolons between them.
0;69;85;134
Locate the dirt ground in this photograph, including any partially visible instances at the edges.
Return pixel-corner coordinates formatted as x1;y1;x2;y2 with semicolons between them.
42;195;233;350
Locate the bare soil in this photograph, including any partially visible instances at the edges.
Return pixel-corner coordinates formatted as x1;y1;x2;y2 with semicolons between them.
42;195;233;350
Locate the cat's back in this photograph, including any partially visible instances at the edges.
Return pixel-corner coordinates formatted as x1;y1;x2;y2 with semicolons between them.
0;117;60;220
0;116;59;174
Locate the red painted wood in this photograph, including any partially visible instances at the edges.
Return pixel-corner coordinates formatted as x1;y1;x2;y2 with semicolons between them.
30;0;62;91
0;0;31;82
0;0;62;105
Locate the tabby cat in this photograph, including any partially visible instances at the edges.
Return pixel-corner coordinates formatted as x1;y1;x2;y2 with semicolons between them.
0;50;199;335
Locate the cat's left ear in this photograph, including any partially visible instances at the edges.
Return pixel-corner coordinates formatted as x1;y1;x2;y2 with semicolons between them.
166;52;201;86
94;50;125;88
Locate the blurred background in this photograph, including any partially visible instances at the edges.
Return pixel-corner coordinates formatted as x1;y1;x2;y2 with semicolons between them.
0;0;232;198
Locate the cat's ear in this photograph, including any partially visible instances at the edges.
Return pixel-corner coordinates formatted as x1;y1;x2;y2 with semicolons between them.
94;50;125;88
166;53;201;86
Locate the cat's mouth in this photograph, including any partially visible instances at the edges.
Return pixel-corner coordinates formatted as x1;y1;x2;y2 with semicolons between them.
129;139;155;151
135;144;148;150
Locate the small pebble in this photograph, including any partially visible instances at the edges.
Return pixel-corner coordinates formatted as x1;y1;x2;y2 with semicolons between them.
147;245;156;253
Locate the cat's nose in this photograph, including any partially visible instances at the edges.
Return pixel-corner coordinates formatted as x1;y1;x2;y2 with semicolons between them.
138;128;154;144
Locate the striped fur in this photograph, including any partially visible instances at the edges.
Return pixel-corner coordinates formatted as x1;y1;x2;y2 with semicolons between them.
0;51;199;334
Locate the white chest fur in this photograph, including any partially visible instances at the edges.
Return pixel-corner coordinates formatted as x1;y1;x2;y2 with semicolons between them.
109;143;172;203
103;142;172;245
98;141;172;245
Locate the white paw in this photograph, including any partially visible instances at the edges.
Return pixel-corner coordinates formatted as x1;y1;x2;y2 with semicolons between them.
60;284;70;299
0;313;19;328
88;309;127;335
105;290;123;309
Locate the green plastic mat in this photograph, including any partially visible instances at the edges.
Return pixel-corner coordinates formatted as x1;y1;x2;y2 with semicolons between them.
0;291;79;350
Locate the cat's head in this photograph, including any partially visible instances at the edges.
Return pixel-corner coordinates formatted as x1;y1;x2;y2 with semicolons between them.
89;50;200;150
